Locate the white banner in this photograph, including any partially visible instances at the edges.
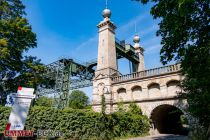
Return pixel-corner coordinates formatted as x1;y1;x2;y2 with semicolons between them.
8;87;35;130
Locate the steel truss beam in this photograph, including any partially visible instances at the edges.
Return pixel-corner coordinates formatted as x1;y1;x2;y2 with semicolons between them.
37;39;138;108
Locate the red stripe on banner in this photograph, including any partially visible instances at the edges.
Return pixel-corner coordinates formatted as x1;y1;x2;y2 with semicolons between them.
18;86;22;91
5;123;11;130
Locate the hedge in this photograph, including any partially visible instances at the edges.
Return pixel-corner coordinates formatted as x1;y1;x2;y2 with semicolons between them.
0;105;150;140
0;106;11;133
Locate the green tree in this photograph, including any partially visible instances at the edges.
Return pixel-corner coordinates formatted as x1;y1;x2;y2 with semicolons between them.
134;0;210;131
0;0;36;79
35;96;53;107
0;0;45;105
68;90;89;109
101;94;106;114
128;102;142;115
9;56;45;90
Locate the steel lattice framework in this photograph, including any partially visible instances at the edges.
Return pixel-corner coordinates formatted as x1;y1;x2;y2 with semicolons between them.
37;58;96;108
37;39;139;108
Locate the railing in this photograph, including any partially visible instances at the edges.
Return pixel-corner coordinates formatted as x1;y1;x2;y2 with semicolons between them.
112;63;181;83
125;44;135;53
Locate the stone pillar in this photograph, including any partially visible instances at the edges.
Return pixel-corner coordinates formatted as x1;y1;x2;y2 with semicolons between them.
133;35;145;71
160;84;167;98
136;48;145;71
126;89;133;101
96;11;117;71
92;8;118;113
142;87;148;99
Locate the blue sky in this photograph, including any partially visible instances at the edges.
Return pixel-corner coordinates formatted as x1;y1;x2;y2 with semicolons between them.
22;0;166;99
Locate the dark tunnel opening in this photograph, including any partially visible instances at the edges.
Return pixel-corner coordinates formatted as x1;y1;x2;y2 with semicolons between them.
150;104;189;135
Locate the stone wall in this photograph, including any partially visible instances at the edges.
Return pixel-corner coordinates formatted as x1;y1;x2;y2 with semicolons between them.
112;72;183;104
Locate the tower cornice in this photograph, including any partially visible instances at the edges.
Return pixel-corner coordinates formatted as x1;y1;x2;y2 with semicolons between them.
97;19;116;30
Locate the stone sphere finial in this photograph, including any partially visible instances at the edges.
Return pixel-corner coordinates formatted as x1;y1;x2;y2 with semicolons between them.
133;35;140;43
102;8;111;18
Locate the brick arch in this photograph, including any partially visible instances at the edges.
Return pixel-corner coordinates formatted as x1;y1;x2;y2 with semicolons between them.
117;88;126;93
149;102;187;118
147;82;160;89
117;87;127;101
147;82;160;98
166;80;180;87
149;103;189;134
166;80;181;96
145;100;194;125
131;85;142;100
131;85;142;91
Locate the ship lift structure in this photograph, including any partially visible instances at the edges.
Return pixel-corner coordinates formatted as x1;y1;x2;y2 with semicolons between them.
37;38;139;108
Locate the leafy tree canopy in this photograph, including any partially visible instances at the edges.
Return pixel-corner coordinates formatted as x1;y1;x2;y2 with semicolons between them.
134;0;210;129
35;96;53;107
128;102;143;115
0;0;45;105
68;90;89;109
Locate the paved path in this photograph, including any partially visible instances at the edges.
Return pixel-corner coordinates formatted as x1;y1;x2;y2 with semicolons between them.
128;134;188;140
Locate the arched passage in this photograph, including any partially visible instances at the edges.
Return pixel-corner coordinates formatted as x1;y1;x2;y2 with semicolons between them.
150;104;188;135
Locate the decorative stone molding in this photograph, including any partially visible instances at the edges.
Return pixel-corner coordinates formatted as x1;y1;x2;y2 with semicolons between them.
97;83;105;96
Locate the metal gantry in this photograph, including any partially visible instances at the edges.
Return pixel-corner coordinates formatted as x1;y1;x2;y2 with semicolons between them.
37;58;96;108
37;39;139;108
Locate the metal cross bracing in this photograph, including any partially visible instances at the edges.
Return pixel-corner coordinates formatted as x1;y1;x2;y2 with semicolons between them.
37;58;96;108
37;39;139;108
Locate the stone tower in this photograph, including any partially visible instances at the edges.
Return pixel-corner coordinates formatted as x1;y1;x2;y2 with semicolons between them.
96;9;117;70
92;7;118;113
133;35;145;71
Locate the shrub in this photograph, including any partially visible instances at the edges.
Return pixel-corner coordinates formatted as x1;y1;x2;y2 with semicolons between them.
25;106;114;139
34;96;53;107
0;106;11;133
128;102;143;115
68;90;89;109
110;103;150;138
188;125;209;140
0;104;150;139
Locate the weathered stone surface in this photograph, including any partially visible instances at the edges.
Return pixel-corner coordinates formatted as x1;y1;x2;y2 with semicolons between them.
92;9;191;134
